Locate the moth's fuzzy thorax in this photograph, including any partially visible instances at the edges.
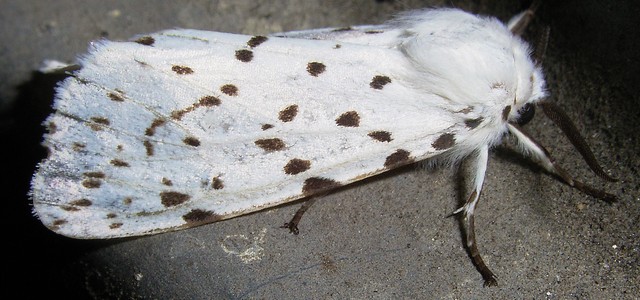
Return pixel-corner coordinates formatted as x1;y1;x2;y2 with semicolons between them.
394;9;547;164
396;8;546;122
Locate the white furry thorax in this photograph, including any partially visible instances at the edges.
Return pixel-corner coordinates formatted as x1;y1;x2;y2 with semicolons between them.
392;9;547;159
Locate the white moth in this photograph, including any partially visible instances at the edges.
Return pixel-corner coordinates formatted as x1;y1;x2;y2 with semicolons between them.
30;6;615;286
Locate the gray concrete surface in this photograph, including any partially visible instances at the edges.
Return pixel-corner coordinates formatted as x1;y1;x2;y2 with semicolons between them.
3;0;638;298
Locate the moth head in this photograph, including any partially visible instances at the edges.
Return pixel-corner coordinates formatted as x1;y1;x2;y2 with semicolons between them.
506;6;549;126
514;102;535;125
504;36;547;126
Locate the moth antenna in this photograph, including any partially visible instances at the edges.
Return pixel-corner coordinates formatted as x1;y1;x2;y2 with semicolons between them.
507;123;617;202
533;26;550;66
537;101;617;182
507;0;541;36
451;145;498;286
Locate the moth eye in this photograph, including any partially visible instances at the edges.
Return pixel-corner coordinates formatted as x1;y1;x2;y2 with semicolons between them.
516;103;535;125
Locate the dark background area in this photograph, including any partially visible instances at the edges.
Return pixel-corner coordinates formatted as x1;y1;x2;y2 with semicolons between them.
2;1;638;298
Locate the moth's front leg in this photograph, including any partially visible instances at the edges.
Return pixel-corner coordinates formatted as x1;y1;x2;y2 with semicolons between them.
451;145;498;286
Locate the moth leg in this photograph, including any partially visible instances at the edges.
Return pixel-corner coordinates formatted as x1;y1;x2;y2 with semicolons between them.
452;145;498;286
538;100;617;182
507;123;616;202
281;197;318;235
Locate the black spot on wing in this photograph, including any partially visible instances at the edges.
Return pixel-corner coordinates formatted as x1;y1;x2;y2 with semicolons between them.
135;36;155;46
370;75;391;89
235;49;253;62
110;159;130;167
279;105;298;122
307;62;326;77
172;95;221;120
211;176;224;190
145;118;166;136
368;131;392;142
247;36;268;48
83;171;105;178
432;133;455;150
284;158;311;175
199;96;221;106
335;111;360;127
108;91;125;102
82;179;101;189
90;117;110;125
172;65;193;75
332;27;353;32
255;138;286;152
465;117;484;129
302;177;340;196
183;209;222;225
69;199;92;207
384;149;412;168
220;84;238;96
183;136;201;147
160;191;190;207
144;140;154;156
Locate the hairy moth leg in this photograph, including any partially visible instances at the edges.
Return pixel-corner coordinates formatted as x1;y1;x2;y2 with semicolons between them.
507;122;616;202
538;101;617;182
451;145;498;286
281;198;318;235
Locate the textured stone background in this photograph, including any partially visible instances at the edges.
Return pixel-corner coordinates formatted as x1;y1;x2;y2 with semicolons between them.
3;0;638;298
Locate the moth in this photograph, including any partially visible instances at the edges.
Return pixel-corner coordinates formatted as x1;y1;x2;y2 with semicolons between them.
31;5;615;286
